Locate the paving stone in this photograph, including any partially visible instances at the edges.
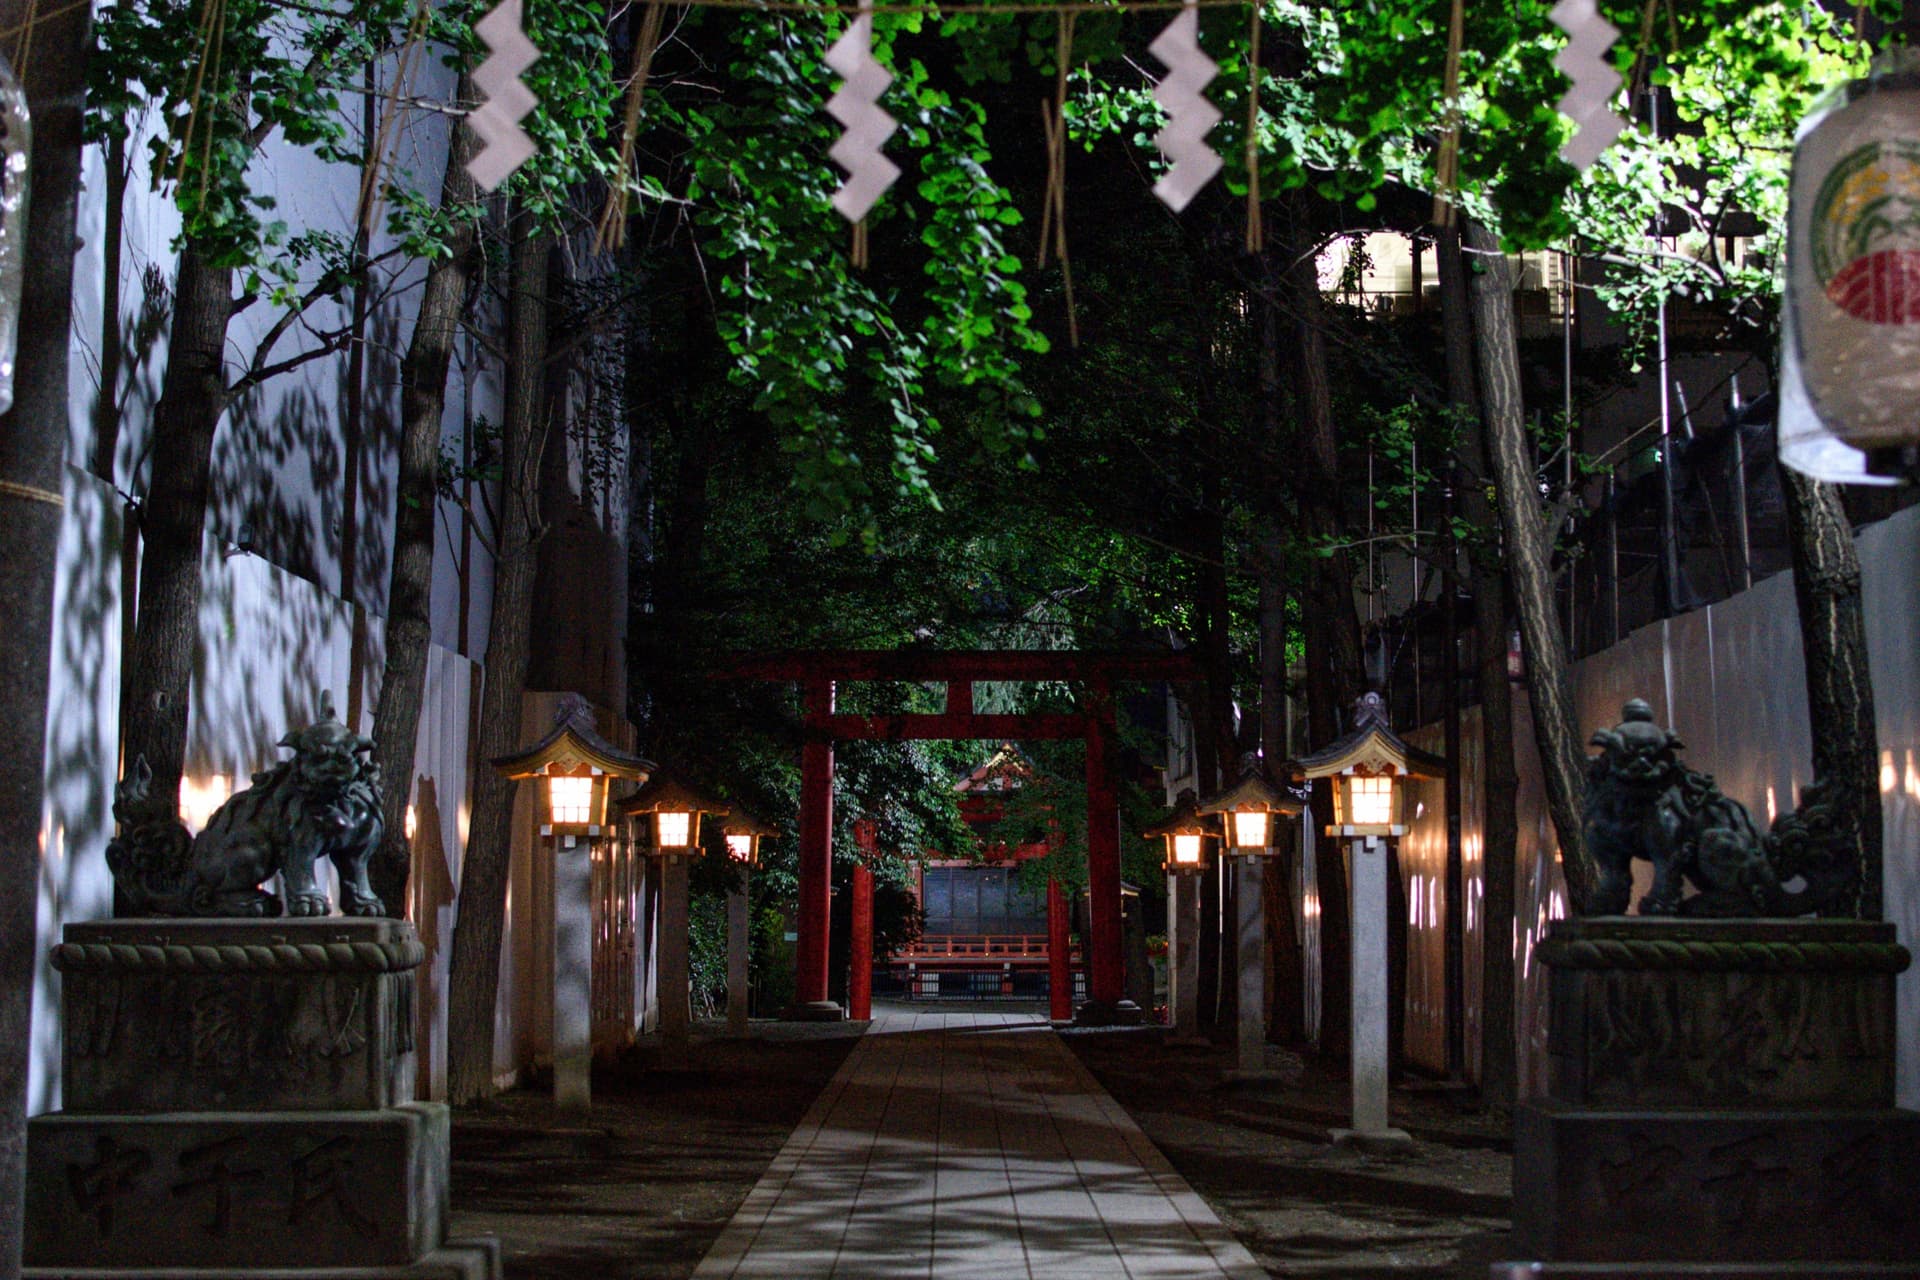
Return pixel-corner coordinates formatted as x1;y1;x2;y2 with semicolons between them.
692;1007;1265;1280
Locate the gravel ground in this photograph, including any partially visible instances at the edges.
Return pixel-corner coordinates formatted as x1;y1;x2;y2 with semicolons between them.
448;1007;1516;1279
1061;1025;1516;1279
449;1019;863;1280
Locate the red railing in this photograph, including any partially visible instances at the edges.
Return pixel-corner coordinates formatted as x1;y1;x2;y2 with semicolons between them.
900;934;1068;959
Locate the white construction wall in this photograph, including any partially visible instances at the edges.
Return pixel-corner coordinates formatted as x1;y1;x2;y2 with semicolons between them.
1401;502;1920;1106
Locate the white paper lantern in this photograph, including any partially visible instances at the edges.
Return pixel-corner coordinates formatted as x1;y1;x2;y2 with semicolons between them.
1782;57;1920;479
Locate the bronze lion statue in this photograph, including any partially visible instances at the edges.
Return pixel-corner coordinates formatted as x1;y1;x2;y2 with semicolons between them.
108;696;387;918
1581;699;1858;918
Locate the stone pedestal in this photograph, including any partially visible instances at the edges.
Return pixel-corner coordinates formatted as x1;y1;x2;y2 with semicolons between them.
726;878;751;1037
1498;917;1920;1278
552;839;594;1112
1225;855;1284;1083
1168;872;1203;1045
1335;835;1410;1148
25;918;500;1280
657;853;691;1057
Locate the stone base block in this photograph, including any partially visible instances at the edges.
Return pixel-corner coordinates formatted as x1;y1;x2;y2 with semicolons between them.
26;1104;449;1271
1514;1100;1920;1264
25;1237;503;1280
784;1001;846;1022
1539;918;1907;1111
1493;1263;1920;1278
1330;1127;1414;1153
1073;999;1145;1027
55;919;422;1113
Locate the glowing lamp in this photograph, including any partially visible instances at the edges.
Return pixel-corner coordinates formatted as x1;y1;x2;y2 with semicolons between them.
1143;790;1215;874
180;773;232;834
618;773;730;857
1196;758;1306;854
490;698;655;843
1297;692;1445;839
720;809;778;867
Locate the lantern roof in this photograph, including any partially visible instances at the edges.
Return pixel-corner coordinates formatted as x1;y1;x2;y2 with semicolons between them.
490;697;655;782
1297;693;1447;782
718;806;780;839
1142;789;1215;841
1196;756;1307;817
616;771;732;818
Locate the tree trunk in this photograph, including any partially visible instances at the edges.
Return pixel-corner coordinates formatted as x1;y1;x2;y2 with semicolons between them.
1277;226;1360;1057
1463;218;1595;913
1195;471;1233;1032
1252;247;1306;1046
123;242;233;812
88;131;128;484
446;218;550;1104
1256;533;1306;1043
368;116;481;918
0;8;88;1269
1779;469;1881;918
1440;224;1518;1112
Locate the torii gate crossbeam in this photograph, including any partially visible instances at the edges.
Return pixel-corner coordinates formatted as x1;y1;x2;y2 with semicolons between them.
712;650;1200;1016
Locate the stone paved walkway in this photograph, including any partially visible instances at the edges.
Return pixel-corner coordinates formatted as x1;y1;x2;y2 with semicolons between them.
693;1005;1269;1280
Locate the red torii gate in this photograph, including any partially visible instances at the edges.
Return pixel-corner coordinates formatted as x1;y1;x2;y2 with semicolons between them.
714;650;1201;1015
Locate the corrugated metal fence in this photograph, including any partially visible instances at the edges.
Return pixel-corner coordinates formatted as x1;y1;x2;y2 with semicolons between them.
1398;503;1920;1106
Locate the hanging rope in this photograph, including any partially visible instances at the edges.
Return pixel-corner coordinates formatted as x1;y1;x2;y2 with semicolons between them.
175;0;232;215
0;0;84;49
1243;0;1261;253
1430;0;1464;227
1037;10;1078;345
594;0;671;253
1628;0;1660;101
8;0;38;84
354;0;433;244
851;216;869;269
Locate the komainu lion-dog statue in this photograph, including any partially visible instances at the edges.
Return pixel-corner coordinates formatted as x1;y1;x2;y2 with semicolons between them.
108;695;386;918
1582;698;1858;918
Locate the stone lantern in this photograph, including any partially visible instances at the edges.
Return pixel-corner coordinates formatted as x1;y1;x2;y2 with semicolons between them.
491;699;654;1112
618;774;730;1056
1198;759;1306;1078
717;809;778;1034
1298;692;1444;1145
1144;790;1215;1043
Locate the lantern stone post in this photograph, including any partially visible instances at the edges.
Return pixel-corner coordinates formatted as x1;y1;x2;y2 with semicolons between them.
620;774;730;1063
849;819;878;1021
1199;760;1306;1080
1299;693;1444;1147
1046;878;1073;1024
1145;791;1215;1046
720;810;776;1036
491;699;654;1112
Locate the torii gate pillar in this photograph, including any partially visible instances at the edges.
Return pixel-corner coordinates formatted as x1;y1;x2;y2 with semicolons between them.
795;679;839;1016
1083;677;1125;1009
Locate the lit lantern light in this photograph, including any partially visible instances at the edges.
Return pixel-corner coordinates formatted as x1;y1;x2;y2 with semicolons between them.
720;810;778;867
1196;758;1306;854
618;774;730;856
1296;692;1446;839
1780;50;1920;482
404;803;418;842
1143;790;1215;874
180;773;232;833
490;699;655;847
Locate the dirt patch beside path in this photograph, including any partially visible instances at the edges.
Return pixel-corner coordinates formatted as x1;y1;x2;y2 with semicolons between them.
1063;1026;1516;1279
449;1020;862;1280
